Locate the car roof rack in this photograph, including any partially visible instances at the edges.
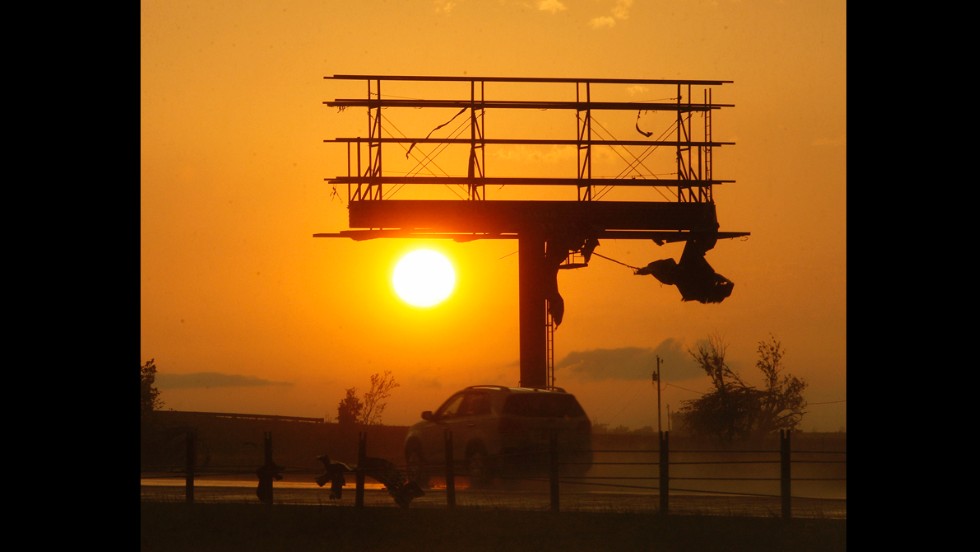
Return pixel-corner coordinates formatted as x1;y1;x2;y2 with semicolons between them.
464;385;567;393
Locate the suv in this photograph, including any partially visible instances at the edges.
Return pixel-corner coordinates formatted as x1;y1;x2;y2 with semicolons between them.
403;385;593;487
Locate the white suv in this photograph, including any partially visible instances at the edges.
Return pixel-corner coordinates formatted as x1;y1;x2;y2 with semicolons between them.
404;385;593;487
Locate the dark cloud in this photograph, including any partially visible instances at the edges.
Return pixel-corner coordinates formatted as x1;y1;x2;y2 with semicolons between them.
555;338;703;381
156;372;292;389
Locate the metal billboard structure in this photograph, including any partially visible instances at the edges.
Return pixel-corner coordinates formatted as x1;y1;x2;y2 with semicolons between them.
316;74;749;389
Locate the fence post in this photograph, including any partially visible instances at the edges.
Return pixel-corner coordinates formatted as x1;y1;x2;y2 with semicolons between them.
355;432;366;508
780;429;791;519
254;431;282;505
444;430;455;509
549;431;560;512
185;429;196;504
659;430;669;515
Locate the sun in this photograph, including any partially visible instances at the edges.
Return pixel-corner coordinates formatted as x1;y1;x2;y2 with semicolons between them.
392;249;457;307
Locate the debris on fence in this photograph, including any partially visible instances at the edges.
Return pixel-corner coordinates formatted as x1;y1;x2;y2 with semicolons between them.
315;454;352;499
256;432;284;504
315;453;424;508
255;460;284;504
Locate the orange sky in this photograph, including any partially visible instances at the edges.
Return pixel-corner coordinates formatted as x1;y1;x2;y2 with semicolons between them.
141;0;846;432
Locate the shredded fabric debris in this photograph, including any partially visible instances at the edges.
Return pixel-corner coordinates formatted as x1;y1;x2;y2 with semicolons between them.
635;110;653;137
635;240;734;303
406;107;468;159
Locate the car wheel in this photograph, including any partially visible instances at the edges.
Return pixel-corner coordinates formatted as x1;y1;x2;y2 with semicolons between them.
405;443;430;489
466;444;492;488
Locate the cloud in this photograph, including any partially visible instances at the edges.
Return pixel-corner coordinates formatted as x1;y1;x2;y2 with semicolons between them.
537;0;567;13
433;0;457;14
590;0;633;29
611;0;634;20
156;372;292;389
589;15;616;28
555;338;704;382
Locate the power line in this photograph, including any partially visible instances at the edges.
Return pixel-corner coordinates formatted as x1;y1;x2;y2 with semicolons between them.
590;251;640;271
664;383;705;396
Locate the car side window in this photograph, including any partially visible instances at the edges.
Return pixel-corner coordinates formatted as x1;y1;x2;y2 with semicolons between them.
459;391;491;417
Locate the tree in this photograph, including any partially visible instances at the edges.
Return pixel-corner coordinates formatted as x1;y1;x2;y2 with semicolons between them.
336;371;400;426
336;387;363;426
141;358;164;417
754;334;808;433
678;335;807;443
360;370;399;426
679;336;752;442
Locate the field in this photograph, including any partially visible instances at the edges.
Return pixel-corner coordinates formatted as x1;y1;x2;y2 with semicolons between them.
140;502;846;552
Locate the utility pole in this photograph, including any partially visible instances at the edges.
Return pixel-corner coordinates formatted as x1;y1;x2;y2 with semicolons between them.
653;355;663;434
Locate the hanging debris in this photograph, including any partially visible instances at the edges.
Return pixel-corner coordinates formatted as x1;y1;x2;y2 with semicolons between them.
544;235;601;326
545;241;568;326
635;110;654;137
406;107;468;159
635;239;734;303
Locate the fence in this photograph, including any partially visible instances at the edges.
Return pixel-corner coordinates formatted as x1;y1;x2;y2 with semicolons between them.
141;428;845;519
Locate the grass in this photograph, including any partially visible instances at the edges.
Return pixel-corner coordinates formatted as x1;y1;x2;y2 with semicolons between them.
140;502;846;552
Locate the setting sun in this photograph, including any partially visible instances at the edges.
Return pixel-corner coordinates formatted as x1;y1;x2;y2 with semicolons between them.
392;249;457;307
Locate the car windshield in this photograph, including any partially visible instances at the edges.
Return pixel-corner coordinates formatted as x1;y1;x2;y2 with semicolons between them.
502;393;585;418
435;393;465;419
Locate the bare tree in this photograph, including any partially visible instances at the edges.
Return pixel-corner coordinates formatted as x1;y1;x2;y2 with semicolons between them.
754;334;808;434
681;337;755;442
360;370;399;426
688;334;746;394
679;334;807;443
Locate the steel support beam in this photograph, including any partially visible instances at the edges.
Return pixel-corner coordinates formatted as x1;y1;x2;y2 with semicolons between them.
518;231;548;388
348;200;721;235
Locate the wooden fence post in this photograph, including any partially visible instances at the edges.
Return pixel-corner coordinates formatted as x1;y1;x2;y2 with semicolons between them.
659;430;669;515
444;430;455;509
781;429;791;519
355;432;366;508
255;431;280;506
185;429;195;504
549;431;560;512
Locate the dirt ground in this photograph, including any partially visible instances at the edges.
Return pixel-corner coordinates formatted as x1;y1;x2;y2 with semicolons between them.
140;501;847;552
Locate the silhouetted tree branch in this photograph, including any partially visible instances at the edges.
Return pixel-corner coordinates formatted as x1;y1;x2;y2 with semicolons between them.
360;370;399;426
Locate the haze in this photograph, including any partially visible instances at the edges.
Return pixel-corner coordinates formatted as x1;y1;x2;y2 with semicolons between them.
140;1;846;432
